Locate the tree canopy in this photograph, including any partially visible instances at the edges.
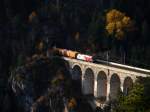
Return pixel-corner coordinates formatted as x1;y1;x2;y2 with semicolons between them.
113;77;150;112
106;9;134;40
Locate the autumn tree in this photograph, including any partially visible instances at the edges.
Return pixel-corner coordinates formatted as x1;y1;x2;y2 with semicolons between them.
105;9;134;40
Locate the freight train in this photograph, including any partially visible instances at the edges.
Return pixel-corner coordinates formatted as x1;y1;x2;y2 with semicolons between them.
51;48;110;64
50;48;150;73
52;48;93;62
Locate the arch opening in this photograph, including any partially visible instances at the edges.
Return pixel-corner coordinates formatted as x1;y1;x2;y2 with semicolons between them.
123;77;133;95
72;65;82;80
83;68;94;96
72;65;82;95
110;74;121;100
97;71;107;102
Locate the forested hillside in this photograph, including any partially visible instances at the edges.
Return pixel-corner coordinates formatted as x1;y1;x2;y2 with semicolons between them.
0;0;150;111
0;0;150;70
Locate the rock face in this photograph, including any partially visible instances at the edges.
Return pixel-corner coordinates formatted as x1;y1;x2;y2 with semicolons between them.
9;55;72;112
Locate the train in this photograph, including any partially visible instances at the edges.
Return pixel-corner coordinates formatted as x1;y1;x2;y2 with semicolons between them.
50;48;150;73
52;48;93;62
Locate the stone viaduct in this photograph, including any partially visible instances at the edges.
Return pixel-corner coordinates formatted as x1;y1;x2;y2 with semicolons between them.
63;57;150;106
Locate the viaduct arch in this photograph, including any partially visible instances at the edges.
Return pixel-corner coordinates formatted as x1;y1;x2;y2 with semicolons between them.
110;73;121;100
97;71;107;100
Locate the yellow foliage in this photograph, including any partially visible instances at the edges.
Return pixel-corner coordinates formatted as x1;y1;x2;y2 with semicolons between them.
68;102;74;109
38;41;44;51
122;16;130;25
122;16;134;30
116;21;122;29
29;11;37;22
106;22;115;34
105;9;134;40
68;98;77;109
106;9;125;23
